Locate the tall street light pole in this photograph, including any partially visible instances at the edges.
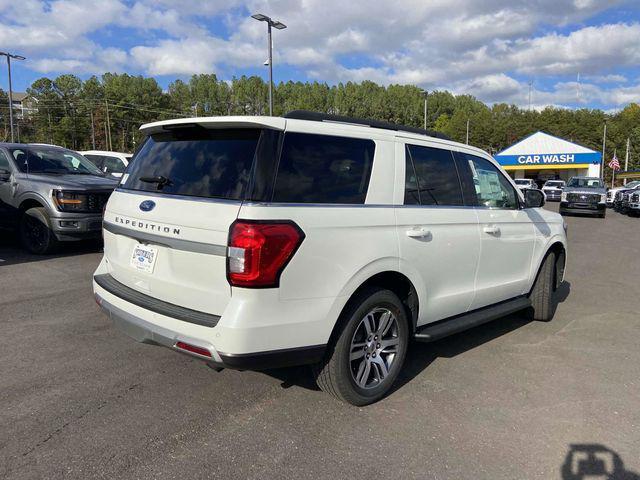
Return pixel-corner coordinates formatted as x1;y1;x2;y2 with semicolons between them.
0;51;26;142
251;13;286;116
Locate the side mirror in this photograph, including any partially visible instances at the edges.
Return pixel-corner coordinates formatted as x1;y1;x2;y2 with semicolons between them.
524;189;545;208
0;168;11;182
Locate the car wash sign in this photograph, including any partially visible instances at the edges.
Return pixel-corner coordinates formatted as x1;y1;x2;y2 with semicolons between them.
497;152;601;166
494;131;601;168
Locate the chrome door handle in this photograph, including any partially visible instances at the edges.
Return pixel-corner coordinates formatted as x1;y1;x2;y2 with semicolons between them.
406;227;431;238
483;225;500;235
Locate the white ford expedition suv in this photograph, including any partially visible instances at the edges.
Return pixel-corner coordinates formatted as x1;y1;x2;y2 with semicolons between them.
93;111;567;405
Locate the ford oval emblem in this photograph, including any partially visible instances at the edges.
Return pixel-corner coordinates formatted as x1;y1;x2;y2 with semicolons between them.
139;200;156;212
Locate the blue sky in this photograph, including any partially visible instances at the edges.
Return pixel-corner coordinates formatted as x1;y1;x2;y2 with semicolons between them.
1;0;640;111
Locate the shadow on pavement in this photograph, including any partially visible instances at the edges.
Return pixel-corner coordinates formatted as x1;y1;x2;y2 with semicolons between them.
263;281;572;395
0;231;103;267
561;444;640;479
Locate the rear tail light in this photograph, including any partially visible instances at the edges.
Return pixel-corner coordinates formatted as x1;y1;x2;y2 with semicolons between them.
227;220;305;288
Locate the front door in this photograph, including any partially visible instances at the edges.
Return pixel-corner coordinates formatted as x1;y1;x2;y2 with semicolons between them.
457;152;535;309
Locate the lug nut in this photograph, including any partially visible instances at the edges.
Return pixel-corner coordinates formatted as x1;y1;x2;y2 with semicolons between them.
372;352;376;357
366;354;370;359
377;343;380;348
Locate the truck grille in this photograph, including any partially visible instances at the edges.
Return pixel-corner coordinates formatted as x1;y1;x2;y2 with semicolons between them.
632;192;640;202
86;192;111;213
567;193;599;203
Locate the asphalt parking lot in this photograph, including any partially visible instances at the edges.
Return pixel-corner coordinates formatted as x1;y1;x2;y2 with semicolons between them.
1;203;639;480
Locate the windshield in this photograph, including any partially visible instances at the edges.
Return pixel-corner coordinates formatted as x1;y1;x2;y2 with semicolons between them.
545;181;564;187
11;147;104;175
514;179;531;185
624;180;640;189
567;177;602;188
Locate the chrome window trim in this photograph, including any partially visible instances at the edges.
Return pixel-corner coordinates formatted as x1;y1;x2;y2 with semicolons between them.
103;221;227;256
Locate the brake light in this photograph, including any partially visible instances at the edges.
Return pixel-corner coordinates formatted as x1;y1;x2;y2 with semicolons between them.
227;220;305;288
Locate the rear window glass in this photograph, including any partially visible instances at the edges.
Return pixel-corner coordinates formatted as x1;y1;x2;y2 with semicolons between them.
272;132;375;204
121;128;261;200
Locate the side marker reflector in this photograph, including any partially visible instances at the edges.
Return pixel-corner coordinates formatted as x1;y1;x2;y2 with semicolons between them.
175;341;212;358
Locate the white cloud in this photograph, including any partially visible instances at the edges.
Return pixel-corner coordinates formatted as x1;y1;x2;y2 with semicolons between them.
1;0;639;109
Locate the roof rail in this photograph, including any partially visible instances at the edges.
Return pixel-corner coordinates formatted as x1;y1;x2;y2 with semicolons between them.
284;110;451;140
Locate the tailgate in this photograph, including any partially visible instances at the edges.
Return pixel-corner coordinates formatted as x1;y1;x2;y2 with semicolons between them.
102;190;238;315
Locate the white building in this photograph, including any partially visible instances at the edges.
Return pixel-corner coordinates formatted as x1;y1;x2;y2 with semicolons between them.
495;131;601;184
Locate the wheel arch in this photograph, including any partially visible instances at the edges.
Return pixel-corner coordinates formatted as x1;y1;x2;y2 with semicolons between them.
327;269;419;348
531;240;566;293
18;192;51;214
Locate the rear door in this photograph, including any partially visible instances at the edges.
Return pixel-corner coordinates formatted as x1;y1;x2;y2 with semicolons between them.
102;125;280;316
456;152;535;309
395;142;481;324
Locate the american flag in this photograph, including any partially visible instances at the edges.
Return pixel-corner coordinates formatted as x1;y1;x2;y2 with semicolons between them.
608;154;620;171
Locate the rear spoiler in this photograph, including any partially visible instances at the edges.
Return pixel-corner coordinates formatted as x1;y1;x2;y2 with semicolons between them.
140;116;286;135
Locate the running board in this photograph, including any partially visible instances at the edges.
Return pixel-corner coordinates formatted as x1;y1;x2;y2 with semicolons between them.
413;296;531;343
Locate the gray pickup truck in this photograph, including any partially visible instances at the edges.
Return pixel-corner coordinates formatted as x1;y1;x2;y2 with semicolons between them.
0;143;118;253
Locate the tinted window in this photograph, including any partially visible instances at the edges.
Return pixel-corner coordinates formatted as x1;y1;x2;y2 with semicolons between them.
100;155;126;175
272;132;375;204
122;128;261;200
461;153;518;209
83;154;104;169
405;145;463;206
0;152;11;171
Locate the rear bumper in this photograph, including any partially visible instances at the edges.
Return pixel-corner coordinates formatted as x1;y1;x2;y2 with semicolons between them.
92;264;333;369
95;291;326;369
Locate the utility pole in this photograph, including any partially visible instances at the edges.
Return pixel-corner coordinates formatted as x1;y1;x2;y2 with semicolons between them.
601;122;607;182
252;13;287;116
105;100;112;151
422;90;428;130
528;81;532;111
466;119;470;144
90;109;96;149
47;110;53;144
1;51;26;142
624;137;630;185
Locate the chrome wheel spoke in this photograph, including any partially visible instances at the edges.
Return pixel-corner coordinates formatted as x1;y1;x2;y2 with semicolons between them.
377;311;393;337
363;314;374;336
350;348;365;361
380;337;399;351
373;355;389;379
356;360;371;387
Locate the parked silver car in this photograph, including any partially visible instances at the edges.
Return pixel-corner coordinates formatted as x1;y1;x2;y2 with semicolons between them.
0;143;118;253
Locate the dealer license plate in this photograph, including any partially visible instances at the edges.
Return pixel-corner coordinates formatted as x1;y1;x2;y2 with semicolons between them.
130;244;158;273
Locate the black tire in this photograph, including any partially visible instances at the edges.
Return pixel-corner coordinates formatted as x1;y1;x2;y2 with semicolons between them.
19;207;59;254
529;252;557;322
313;288;409;406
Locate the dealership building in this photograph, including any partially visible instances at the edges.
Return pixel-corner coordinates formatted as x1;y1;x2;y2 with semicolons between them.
494;131;601;184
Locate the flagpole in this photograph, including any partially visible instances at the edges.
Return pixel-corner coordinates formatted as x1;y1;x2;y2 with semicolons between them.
624;138;630;185
612;148;616;187
601;122;606;183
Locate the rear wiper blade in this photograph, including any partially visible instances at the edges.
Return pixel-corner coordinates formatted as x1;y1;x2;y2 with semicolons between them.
139;175;173;189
